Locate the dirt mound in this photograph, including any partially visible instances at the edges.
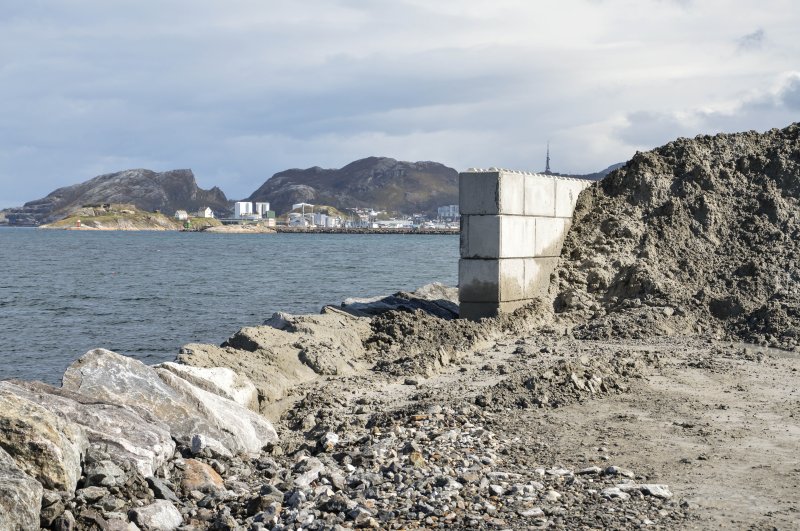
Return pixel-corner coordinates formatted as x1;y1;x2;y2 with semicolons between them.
553;123;800;349
366;301;553;377
480;350;655;411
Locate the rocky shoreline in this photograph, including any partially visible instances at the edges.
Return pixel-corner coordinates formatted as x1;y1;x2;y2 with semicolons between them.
0;286;697;531
6;282;796;530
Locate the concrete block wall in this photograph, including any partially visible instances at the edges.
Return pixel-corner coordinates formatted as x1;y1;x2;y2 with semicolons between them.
459;168;593;320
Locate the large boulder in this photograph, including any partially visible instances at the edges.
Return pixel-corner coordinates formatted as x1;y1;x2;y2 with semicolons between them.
0;447;43;531
0;389;87;494
129;500;183;530
62;349;277;455
155;362;259;411
2;380;175;478
156;369;277;455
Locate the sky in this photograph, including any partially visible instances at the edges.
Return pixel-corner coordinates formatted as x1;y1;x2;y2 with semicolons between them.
1;0;798;208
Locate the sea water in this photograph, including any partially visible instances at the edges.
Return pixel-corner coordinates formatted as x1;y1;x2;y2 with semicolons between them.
0;228;458;384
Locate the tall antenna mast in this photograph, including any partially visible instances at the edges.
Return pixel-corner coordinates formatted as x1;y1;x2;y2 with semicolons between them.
545;141;552;174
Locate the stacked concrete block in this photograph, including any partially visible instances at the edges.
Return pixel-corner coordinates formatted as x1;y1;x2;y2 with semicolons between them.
459;169;593;320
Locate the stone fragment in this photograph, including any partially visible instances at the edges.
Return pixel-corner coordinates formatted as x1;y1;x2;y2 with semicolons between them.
129;500;183;531
190;433;233;458
604;465;635;478
146;477;181;504
544;489;562;502
40;489;66;528
518;507;545;518
488;484;505;496
181;459;224;493
641;484;673;499
409;451;426;468
84;459;126;487
77;486;108;503
0;389;87;494
320;432;339;452
106;518;141;531
0;446;43;531
52;510;76;531
3;380;174;478
601;487;631;500
293;457;324;489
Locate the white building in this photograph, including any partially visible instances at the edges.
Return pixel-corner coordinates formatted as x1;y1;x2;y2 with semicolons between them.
292;202;314;212
437;205;459;220
288;212;311;227
174;210;189;221
234;202;253;219
194;207;214;219
254;202;270;217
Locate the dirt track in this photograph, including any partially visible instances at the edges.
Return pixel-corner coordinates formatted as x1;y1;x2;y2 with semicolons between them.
268;329;800;529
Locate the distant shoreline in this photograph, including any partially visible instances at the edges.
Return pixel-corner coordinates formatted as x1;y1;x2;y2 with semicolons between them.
275;227;458;235
0;225;460;234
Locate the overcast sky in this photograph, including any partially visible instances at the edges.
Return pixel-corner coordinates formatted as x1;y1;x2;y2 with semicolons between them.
1;0;798;207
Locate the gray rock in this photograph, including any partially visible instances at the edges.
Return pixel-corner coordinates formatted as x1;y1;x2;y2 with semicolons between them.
129;500;183;531
601;487;631;500
604;465;635;478
190;433;233;458
155;362;259;412
146;477;181;504
157;368;278;455
293;457;324;489
0;446;43;531
40;489;66;528
62;349;277;456
76;486;108;503
641;484;673;499
106;518;141;531
319;432;339;452
52;510;76;531
0;389;87;494
84;459;126;487
3;380;175;478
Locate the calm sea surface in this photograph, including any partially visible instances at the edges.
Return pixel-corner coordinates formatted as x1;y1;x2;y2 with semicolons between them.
0;228;458;384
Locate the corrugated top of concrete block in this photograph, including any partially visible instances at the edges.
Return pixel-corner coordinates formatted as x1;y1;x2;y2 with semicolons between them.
463;168;596;185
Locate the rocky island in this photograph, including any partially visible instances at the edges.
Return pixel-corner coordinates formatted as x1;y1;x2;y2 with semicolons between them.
3;169;231;227
1;124;799;530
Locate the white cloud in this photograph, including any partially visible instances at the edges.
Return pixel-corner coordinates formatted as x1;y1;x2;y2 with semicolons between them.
0;0;798;207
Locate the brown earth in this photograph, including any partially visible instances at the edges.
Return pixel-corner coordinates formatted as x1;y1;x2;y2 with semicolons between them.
181;294;800;529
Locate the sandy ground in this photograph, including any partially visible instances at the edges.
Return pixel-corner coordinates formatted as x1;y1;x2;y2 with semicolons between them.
271;331;800;530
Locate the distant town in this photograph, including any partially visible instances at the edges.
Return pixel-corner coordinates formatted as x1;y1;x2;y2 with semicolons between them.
175;200;462;231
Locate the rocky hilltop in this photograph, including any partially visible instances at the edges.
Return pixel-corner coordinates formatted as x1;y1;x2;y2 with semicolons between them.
4;169;230;226
247;157;459;216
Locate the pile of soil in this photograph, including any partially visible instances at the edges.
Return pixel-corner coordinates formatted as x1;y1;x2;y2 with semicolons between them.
552;123;800;349
479;349;656;411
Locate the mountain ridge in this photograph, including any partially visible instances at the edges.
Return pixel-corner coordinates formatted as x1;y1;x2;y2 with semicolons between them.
3;169;230;226
247;156;460;216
